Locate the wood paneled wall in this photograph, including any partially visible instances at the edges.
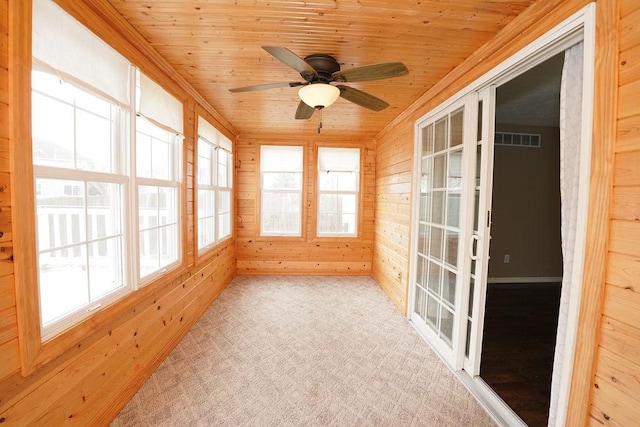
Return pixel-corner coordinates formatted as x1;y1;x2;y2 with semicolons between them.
589;0;640;424
235;135;375;275
0;0;237;424
371;123;412;311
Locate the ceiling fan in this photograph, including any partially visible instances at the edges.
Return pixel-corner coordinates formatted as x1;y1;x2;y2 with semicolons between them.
229;46;409;120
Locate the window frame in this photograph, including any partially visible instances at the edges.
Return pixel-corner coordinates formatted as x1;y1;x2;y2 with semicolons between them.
258;144;305;238
134;112;183;285
30;46;135;340
10;0;189;375
315;146;361;238
195;114;233;258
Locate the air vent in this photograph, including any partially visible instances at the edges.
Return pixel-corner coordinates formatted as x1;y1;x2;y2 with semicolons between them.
494;132;541;147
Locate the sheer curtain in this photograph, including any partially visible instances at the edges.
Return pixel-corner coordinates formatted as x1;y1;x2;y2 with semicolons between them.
548;41;584;427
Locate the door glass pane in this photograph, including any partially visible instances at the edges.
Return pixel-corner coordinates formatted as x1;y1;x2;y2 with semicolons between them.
433;154;447;189
465;320;472;357
475;144;482;186
468;277;475;317
474;189;480;231
432;191;445;224
443;268;456;307
418;224;429;255
415;285;427;320
441;306;454;344
448;150;463;189
445;230;458;266
434;117;448;152
446;192;461;228
421;157;432;190
451;109;463;147
416;255;427;288
430;227;443;261
428;261;441;294
477;100;483;142
422;124;434;155
426;294;439;329
420;192;431;223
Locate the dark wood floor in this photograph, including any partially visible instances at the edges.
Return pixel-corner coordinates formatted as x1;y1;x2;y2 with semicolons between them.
480;282;562;427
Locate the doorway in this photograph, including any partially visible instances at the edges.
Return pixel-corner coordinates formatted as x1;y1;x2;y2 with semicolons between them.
480;53;565;426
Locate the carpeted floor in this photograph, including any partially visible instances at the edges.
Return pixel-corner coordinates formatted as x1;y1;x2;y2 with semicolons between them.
111;276;496;426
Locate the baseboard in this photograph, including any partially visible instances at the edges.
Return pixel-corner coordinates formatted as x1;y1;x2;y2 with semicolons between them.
487;276;563;284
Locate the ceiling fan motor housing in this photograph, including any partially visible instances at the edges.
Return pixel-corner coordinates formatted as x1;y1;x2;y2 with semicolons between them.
303;54;340;82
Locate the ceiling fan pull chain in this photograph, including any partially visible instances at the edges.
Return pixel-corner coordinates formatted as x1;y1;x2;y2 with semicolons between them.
318;108;323;134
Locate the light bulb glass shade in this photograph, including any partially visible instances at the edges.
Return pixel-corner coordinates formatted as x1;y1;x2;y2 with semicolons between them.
298;83;340;108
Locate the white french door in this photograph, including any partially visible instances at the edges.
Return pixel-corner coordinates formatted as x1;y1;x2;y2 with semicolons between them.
410;89;495;372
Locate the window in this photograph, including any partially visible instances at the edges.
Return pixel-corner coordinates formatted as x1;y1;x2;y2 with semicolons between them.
317;147;360;236
260;146;303;236
135;114;181;280
32;70;129;338
31;0;183;339
196;116;233;253
134;71;183;281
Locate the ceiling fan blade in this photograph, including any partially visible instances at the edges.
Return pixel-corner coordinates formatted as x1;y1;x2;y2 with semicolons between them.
336;85;389;111
262;46;318;81
332;62;409;83
229;82;304;93
295;101;315;120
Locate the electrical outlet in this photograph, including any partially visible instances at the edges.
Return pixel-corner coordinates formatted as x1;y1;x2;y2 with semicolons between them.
504;254;510;263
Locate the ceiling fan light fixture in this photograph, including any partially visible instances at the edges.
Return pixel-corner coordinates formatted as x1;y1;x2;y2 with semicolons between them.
298;83;340;109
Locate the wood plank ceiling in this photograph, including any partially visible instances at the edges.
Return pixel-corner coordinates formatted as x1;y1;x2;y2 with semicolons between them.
106;0;537;137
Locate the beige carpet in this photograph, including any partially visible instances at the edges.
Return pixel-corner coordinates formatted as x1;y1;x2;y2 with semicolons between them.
111;276;496;426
